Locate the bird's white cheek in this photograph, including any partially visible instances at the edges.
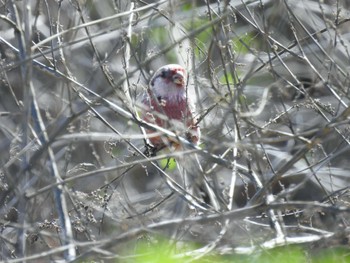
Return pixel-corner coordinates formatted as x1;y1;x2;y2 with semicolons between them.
152;79;184;99
151;79;166;97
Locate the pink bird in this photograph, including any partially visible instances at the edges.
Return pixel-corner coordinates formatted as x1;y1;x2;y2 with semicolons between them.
141;64;200;152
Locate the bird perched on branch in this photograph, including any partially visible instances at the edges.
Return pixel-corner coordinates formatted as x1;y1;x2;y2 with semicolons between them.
139;64;221;211
141;64;200;153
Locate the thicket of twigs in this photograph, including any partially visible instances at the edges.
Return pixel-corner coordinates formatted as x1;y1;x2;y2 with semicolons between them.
1;0;350;261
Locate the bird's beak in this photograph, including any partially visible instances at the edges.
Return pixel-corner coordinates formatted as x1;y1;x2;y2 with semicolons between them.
172;72;184;85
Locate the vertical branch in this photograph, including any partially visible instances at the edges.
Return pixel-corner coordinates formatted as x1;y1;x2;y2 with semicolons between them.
38;1;77;260
122;2;135;108
7;0;31;257
30;87;77;261
227;128;238;211
122;2;149;143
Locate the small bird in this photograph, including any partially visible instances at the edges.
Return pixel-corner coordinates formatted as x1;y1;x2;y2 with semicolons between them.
141;64;200;153
140;65;220;211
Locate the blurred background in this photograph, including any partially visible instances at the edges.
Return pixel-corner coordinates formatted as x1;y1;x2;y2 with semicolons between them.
1;0;350;261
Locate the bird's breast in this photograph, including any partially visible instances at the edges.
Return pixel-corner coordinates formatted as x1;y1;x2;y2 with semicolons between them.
151;95;190;120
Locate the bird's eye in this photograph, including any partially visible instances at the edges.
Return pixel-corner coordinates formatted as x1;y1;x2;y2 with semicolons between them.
160;70;167;78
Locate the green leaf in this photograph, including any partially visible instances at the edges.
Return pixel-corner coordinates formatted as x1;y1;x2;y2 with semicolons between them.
159;157;177;171
182;3;192;11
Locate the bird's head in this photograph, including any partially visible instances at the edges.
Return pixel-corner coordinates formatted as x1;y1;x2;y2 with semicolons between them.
149;64;188;98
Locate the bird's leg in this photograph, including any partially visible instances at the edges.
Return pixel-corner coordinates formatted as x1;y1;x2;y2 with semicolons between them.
143;143;156;157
